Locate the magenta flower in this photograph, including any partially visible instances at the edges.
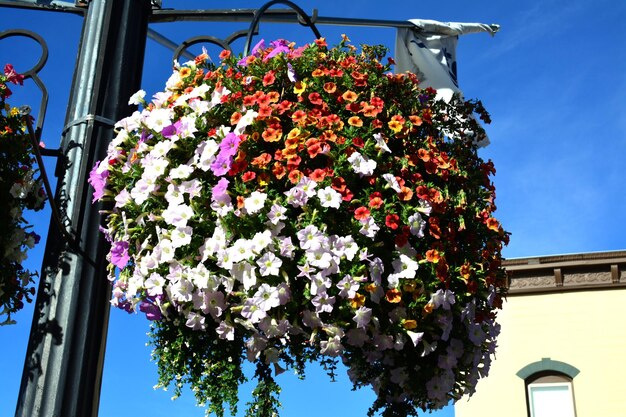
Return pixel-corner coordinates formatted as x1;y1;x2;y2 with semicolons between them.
210;153;232;177
219;132;241;157
4;64;24;85
211;178;229;201
88;162;108;202
238;39;266;66
264;39;290;61
110;240;130;268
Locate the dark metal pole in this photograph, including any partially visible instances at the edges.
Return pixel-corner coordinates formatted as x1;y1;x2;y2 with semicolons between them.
15;1;151;416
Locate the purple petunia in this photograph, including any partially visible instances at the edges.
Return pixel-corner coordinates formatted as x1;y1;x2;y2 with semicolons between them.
139;300;162;321
110;240;130;269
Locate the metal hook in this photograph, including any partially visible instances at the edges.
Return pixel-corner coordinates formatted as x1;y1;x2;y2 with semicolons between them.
243;0;322;56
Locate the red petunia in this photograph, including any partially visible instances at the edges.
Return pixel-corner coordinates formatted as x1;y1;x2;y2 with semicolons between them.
262;70;276;86
385;214;400;230
242;171;256;182
354;206;370;221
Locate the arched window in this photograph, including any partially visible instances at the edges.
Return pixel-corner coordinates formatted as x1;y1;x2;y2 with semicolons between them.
517;358;579;417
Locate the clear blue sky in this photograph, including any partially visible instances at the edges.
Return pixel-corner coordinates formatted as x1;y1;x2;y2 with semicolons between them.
1;0;625;416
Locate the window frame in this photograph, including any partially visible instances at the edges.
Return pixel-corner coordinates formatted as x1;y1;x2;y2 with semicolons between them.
526;379;577;417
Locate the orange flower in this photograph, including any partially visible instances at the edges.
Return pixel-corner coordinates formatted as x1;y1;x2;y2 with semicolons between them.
364;283;377;293
241;171;256;182
262;127;282;142
312;69;324;77
218;49;230;60
348;116;363;127
266;91;280;103
423;301;434;315
425;249;440;263
402;319;417;330
306;141;322;159
308;92;323;106
398;186;413;202
179;67;192;78
287;128;301;140
272;162;286;179
288;169;302;184
409;115;423;126
314;37;327;47
385;289;402;303
230;111;242;125
368;192;383;209
460;262;472;280
342;90;358;102
321;130;337;142
251;153;272;168
257;106;272;119
486;217;500;232
291;110;307;125
323;82;337;93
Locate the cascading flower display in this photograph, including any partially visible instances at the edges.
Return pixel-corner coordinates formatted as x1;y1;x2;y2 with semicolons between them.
0;64;46;326
93;37;509;417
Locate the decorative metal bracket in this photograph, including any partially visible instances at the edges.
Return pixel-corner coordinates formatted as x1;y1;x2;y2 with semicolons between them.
0;29;48;143
0;28;76;245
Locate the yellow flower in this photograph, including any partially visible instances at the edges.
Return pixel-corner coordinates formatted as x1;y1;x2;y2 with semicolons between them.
349;293;366;308
293;81;307;95
287;128;301;140
388;120;403;133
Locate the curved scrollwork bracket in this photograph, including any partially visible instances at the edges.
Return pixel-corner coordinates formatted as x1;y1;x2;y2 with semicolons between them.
243;0;322;56
0;29;49;146
0;29;73;244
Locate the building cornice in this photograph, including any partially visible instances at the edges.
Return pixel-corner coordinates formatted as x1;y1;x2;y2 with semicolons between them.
503;250;626;295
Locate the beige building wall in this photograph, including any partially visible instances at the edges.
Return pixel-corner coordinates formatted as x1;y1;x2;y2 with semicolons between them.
456;285;626;417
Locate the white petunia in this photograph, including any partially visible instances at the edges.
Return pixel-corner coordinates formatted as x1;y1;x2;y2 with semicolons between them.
169;164;194;180
234;109;259;135
373;132;391;153
128;89;146;105
257;252;283;277
391;253;419;279
358;216;379;239
381;173;402;193
144;107;173;132
317;186;342;209
408;212;426;237
347;151;377;176
162;203;194;227
244;191;267;214
195;139;219;171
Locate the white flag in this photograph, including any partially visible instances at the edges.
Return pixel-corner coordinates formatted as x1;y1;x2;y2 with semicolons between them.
395;20;498;146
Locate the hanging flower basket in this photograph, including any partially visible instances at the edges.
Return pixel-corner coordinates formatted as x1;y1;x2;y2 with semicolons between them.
93;37;509;417
0;64;46;326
